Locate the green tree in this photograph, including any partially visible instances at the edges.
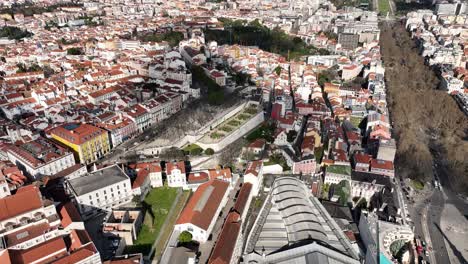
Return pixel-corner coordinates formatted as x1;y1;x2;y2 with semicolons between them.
178;231;192;244
190;147;203;156
67;47;84;55
204;18;322;60
274;65;282;75
314;147;324;163
0;26;32;40
205;148;215;155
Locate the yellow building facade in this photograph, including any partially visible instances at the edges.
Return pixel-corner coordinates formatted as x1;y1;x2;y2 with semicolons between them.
51;123;111;164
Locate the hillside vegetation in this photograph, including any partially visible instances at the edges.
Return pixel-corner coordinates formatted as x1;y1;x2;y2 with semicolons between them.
380;22;468;194
205;19;329;60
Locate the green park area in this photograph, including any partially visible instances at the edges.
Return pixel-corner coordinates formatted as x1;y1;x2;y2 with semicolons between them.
411;179;424;190
378;0;391;15
326;165;351;176
205;18;329;60
207;104;259;141
246;122;276;143
125;187;180;255
350;116;364;128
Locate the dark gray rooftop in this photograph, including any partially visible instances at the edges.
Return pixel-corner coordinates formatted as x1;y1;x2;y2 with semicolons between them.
68;165;129;196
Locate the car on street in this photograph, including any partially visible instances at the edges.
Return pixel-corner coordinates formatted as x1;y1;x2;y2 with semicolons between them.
111;239;119;248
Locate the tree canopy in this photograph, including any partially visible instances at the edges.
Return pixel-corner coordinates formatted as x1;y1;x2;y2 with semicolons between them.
205;18;328;60
139;31;184;47
0;26;32;40
178;231;193;244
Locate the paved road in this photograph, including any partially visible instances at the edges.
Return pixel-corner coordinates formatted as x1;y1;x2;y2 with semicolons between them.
410;174;468;264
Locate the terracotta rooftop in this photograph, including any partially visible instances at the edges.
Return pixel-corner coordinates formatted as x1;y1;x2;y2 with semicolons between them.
50;123;107;145
166;161;186;174
233;183;252;215
0;185;43;221
176;179;229;230
9;236;67;264
208;212;241;264
371;159;394;171
244;160;263;177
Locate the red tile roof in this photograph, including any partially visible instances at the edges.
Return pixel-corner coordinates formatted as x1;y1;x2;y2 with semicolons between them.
248;138;266;149
9;237;67;264
176;179;229;230
233;183;252;215
244;160;263;177
166;161;186;174
208;212;241;264
208;168;232;181
5;222;51;247
51;245;96;264
187;171;210;184
132;169;149;189
58;201;82;228
353;153;372;164
0;185;42;221
371;159;394;171
50;123;107;145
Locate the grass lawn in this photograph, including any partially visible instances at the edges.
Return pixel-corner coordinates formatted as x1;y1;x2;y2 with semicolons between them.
350;116;363;128
183;143;202;152
327;165;351;176
378;0;391;15
151;190;191;261
411;179;424;190
246;123;276;142
125;187;179;255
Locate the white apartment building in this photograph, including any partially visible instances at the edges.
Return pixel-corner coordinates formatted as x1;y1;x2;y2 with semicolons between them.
6;138;76;180
67;165;133;220
166;161;186;188
243;160;264;196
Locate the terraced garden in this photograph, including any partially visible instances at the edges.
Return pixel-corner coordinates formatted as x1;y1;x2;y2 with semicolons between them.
202;104;260;142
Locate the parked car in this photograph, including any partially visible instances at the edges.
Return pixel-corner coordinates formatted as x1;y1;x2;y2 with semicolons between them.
111;239;119;248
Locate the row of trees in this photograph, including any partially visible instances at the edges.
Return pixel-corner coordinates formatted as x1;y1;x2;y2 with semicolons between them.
205;19;329;60
0;2;82;17
138;31;184;47
191;65;225;105
0;26;32;40
381;23;468;194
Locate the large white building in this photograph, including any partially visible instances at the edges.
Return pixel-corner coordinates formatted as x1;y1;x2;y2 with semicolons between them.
175;179;229;243
6;138;76;180
66;165;133;220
